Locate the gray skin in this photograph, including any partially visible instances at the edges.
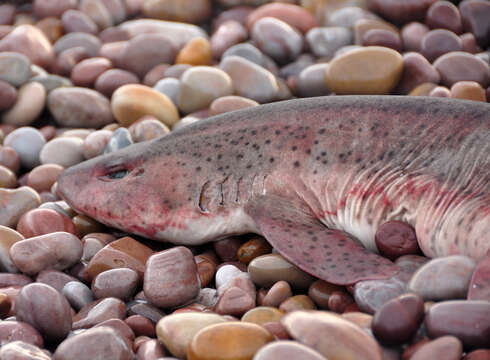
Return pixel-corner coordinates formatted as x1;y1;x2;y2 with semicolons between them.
57;96;490;285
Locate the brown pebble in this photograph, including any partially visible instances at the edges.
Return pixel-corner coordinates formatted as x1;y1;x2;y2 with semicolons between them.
72;214;105;237
263;280;292;308
176;37;212;66
72;297;126;330
279;295;316;313
16;208;78;238
237;235;272;264
411;336;462;360
0;320;44;348
450;81;486;102
125;314;155;337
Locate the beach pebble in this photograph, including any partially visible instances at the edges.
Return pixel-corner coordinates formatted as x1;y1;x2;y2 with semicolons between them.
0;81;17;112
111;84;179;127
209;95;259;115
327;6;379;28
362;28;402;51
104;127;133;153
215;286;256;316
71;57;112;87
54;32;101;57
128;117;170;142
0;321;44;348
61;9;98;34
54;326;133;360
426;1;463;34
237;236;272;264
2;82;46;127
143;0;211;24
153;78;180;105
253;340;327;360
467;256;490;301
94;68;139;97
425;300;490;349
450;81;486;102
48;87;114;128
143;63;169;86
463;350;490;360
421;29;463;62
72;297;126;329
0;225;23;273
459;0;490;48
307;280;343;310
187;321;274;360
156;312;227;359
10;232;82;275
374;220;420;260
62;281;95;311
367;0;437;24
92;268;139;301
282;310;383;360
52;46;90;76
408;255;476;300
0;52;31;87
279;294;316;313
324;46;403;94
26;164;64;193
410;336;462;360
176;37;213;66
79;0;113;30
248;253;315;290
34;0;77;18
15;283;72;342
4;127;46;169
222;43;264;66
177;66;233;113
306;27;352;60
429;85;451;97
241;306;284;325
433;51;490;88
40;136;85;168
144;246;200;308
0;341;51;360
353;276;406;314
0;165;15;188
401;21;429;52
396;52;441;94
221;55;278;103
16;208;77;238
36;269;78;293
0;187;41;228
210;20;248;59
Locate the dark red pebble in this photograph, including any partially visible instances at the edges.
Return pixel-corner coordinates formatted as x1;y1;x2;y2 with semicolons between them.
375;220;420;260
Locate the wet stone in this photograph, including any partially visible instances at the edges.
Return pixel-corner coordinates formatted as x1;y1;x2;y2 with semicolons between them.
153;78;180;105
0;187;41;228
54;32;101;57
92;268;139;301
467;256;490;301
16;208;77;238
127;300;165;324
176;37;213;66
421;29;463;63
463;349;490;360
136;338;167;359
128;117;170;142
125;314;154;337
4;127;46;169
353;276;406;314
306;27;352;60
396;52;441;95
40;137;85;168
401;21;429;52
71;57;112;87
62;281;94;311
210;20;248;59
367;0;437;24
104;128;133;154
433;51;489;88
410;336;463;360
262;281;292;308
2;82;46;127
241;306;284;325
0;165;15;188
0;80;17;112
73;297;126;329
307;280;344;310
375;220;420;260
426;1;463;34
143;63;170;86
327;290;354;313
459;0;490;48
222;43;264;66
450;80;487;102
279;294;317;313
94;68;139;98
215;286;256;316
327;6;379;28
362;29;402;51
0;341;51;360
0;52;31;87
0;321;44;348
26;164;64;193
254;340;327;360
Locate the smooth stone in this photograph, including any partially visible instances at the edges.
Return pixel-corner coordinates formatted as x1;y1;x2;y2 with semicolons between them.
353;18;398;45
215;264;243;289
425;300;490;349
367;0;437;24
279;294;317;313
463;349;490;360
30;74;72;92
0;321;44;348
408;255;476;300
94;68;139;97
54;326;132;360
128;117;170;142
104;127;133;154
10;232;82;275
246;2;318;34
222;43;264;66
143;0;210;23
195;254;217;288
282;310;383;360
36;16;64;44
459;0;490;48
4;127;45;169
374;220;420;260
209;95;259;116
62;281;94;311
251;17;303;63
326;290;354;313
71;57;112;87
144;246;200;308
72;297;126;329
353;276;406;314
307;280;344;310
142;63;170;86
34;0;77;18
0;165;15;188
15;283;72;342
79;0;113;29
125;314;154;337
429;85;451;97
92;268;139;301
0;292;13;317
0;187;41;228
48;87;113;128
253;340;327;360
433;51;489;87
0;5;15;25
0;80;17;112
156;312;227;359
411;336;462;360
296;63;331;97
52;46;90;77
371;293;425;346
421;29;463;62
395;52;441;94
37;267;79;292
98;40;127;66
120;33;177;78
187;321;274;360
241;306;284;325
1;82;45;127
16;208;77;238
136;338;166;359
327;6;379;28
177;66;233;114
450;81;487;102
362;29;402;51
248;253;315;290
401;21;429;52
40;137;84;168
215;286;256;316
0;274;32;288
153;77;180;105
0;341;51;360
0;225;23;273
111;84;179;127
94;318;135;345
54;32;101;57
214;237;242;262
467;256;490;301
72;214;105;237
99;27;130;43
461;32;479;54
306;27;352;60
126;300;165;324
81;232;115;263
0;52;31;87
426;1;463;34
86;236;153;281
164;64;192;79
0;25;54;68
61;9;98;34
237;235;272;264
280;53;315;78
26;164;64;193
341;311;373;329
220;55;278;103
176;37;213;66
210;20;248;59
325;46;403;94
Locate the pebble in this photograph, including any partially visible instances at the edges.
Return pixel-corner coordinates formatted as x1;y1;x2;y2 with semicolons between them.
215;264;242;289
126;300;165;324
434;51;489;88
187;321;274;360
176;37;213;66
0;225;23;272
251;17;303;63
142;63;170;86
94;68;139;97
16;208;77;238
425;300;490;349
295;63;330;97
396;52;441;94
248;253;315;290
429;85;451;97
408;255;476;301
307;280;343;310
214;237;242;262
71;57;113;87
143;0;211;24
0;25;54;68
306;27;352;60
241;306;284;325
153;78;180;105
72;214;105;237
324;46;403;94
221;55;278;103
401;21;429;52
125;314;154;337
15;283;72;342
53;326;133;360
79;0;113;30
178;66;233;114
246;3;318;34
0;165;15;188
144;246;200;308
353;276;406;314
136;338;167;359
426;1;463;34
450;81;486;102
368;0;437;24
4;127;46;169
10;232;82;275
371;293;425;346
0;187;41;227
54;32;101;57
253;340;327;360
40;136;85;168
128;116;170;142
410;336;463;360
94;318;135;345
62;281;94;311
463;350;490;360
111;84;180;127
362;29;402;51
0;52;31;87
279;294;316;313
2;82;46;127
73;297;126;329
353;19;398;45
374;220;420;260
92;268;139;301
209;95;259;115
0;341;51;360
459;0;490;48
0;4;15;25
237;236;272;264
156;312;227;359
0;321;44;347
222;43;264;66
52;46;90;77
61;9;98;34
282;310;383;360
36;16;64;44
33;0;77;18
327;6;379;28
0;80;17;112
31;74;72;92
195;255;216;288
467;256;490;301
215;286;256;316
104;127;133;154
421;29;463;63
210;20;248;59
26;163;63;193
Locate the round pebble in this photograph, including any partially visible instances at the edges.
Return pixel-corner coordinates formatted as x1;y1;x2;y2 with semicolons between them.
0;187;41;228
401;21;429;52
306;27;353;60
176;37;213;66
94;68;139;97
92;268;139;301
62;281;94;311
26;163;64;193
61;9;98;34
16;208;77;238
54;32;101;57
241;306;284;325
71;57;112;87
72;297;126;329
222;43;264;66
40;136;85;167
426;1;463;34
395;52;441;94
0;52;31;87
254;340;327;360
353;276;406;314
459;0;490;48
210;20;248;59
450;80;486;102
307;280;344;310
410;336;463;360
104;127;133;154
467;256;490;301
0;321;44;348
433;51;490;88
0;341;51;360
0;80;17;112
2;82;46;127
153;77;180;105
128;117;170;142
0;165;15;188
52;46;90;76
0;225;23;273
143;0;211;24
4;127;46;169
82;129;113;159
209;95;259;115
421;29;463;63
125;314;155;337
375;220;420;260
279;294;317;313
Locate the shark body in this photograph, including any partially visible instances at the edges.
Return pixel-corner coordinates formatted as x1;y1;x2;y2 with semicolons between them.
58;96;490;285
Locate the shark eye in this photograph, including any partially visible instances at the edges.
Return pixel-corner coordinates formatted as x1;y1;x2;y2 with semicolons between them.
99;168;130;181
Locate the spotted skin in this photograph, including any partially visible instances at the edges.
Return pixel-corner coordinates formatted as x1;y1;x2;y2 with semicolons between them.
57;96;490;285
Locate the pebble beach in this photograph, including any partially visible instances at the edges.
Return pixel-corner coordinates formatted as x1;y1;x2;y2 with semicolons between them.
0;0;489;359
